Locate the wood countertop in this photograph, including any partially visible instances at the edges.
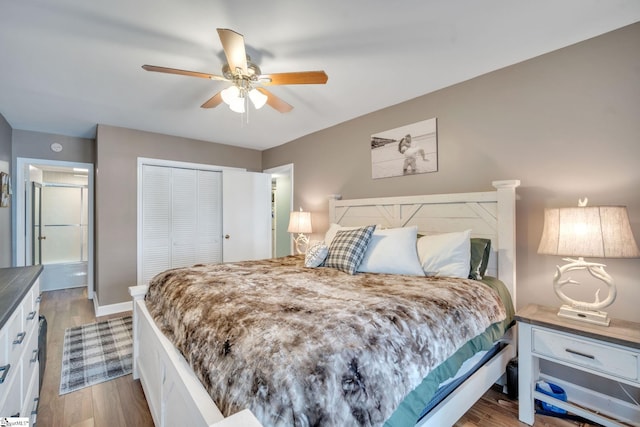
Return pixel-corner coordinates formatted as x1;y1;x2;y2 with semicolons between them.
0;265;43;329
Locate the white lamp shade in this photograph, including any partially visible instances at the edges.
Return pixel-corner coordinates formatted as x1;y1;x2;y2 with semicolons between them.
538;206;640;258
288;211;312;234
229;97;245;113
221;85;240;105
249;88;268;109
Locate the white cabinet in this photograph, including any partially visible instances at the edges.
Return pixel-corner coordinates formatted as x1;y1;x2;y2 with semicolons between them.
516;304;640;427
0;272;41;424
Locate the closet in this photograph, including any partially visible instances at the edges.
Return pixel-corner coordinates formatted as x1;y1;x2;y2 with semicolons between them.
139;163;271;286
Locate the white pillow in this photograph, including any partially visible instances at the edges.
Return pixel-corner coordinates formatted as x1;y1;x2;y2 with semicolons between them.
417;230;471;278
305;242;329;268
357;226;425;276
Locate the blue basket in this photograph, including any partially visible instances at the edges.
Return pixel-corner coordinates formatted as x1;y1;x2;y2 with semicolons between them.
535;381;567;414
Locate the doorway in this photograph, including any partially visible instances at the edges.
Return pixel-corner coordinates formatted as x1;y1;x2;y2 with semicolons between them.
264;164;294;257
15;158;94;298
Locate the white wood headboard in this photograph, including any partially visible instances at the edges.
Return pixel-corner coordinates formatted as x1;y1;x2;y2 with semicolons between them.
328;180;520;307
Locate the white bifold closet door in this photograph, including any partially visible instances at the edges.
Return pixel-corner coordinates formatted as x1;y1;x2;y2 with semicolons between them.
141;166;223;284
140;165;271;285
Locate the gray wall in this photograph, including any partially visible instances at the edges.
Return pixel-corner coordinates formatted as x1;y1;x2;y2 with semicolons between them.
0;114;10;164
264;23;640;322
10;129;95;269
0;124;93;268
95;124;263;305
12;129;95;164
0;114;12;267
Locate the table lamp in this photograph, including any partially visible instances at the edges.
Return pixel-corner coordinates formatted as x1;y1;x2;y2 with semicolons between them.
288;208;312;254
537;198;640;326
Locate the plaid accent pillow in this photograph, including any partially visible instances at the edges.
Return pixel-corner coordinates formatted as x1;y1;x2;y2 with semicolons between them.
325;225;376;274
305;242;329;267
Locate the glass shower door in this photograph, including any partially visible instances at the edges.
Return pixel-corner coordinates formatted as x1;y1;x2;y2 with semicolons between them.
41;185;86;263
32;182;42;265
38;184;88;290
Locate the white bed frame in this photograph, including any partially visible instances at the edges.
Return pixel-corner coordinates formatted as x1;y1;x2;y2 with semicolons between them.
129;179;520;427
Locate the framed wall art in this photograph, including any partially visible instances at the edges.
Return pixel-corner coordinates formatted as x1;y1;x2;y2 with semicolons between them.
1;172;10;207
370;117;438;179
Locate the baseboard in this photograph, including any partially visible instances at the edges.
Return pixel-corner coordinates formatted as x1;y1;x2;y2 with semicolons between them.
93;295;133;317
41;282;86;292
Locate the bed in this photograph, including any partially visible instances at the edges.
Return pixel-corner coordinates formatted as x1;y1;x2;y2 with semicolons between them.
129;179;520;427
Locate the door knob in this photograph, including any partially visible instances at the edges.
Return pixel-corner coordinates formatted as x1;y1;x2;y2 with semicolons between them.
38;236;46;240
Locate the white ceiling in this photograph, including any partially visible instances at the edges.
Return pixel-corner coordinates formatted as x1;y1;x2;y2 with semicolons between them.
1;1;639;151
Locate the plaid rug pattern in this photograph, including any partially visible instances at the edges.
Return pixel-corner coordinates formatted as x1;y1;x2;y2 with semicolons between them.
59;316;133;395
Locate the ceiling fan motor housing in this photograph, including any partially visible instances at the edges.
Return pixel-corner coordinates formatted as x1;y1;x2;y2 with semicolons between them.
222;57;261;81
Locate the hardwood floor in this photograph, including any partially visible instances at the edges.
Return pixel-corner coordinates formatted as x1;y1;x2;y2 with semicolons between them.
38;287;153;427
37;287;597;427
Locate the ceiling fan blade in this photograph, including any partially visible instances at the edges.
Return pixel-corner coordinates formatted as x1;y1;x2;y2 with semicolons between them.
259;71;328;86
217;28;248;75
142;65;227;81
200;91;224;109
256;88;293;113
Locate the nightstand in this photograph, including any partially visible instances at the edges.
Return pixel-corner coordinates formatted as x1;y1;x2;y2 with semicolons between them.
515;304;640;427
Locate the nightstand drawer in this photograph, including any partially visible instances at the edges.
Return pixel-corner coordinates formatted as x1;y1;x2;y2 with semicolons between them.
532;327;638;382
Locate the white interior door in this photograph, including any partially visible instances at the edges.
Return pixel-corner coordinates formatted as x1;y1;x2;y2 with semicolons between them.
222;170;272;262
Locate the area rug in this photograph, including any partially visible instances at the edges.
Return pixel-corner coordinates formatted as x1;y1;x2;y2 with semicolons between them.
59;316;133;395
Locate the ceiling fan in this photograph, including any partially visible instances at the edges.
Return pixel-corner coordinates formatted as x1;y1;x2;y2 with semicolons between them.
142;28;328;114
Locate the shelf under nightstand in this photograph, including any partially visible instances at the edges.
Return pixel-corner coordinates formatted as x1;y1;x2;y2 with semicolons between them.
515;304;640;427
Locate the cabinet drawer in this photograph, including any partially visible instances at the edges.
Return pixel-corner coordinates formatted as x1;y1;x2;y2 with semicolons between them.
0;326;7;381
22;363;39;423
7;307;25;371
22;325;39;404
532;327;639;382
23;287;39;329
25;279;41;315
0;362;22;417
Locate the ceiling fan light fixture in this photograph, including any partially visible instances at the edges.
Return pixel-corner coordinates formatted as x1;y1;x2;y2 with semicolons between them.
249;88;268;109
142;28;327;114
229;96;245;113
221;85;240;105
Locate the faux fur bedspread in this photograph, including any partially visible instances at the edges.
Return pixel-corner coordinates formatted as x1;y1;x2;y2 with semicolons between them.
145;255;506;427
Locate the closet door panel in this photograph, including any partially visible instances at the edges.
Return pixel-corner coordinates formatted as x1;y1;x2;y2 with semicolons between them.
171;168;197;268
222;171;271;262
140;164;269;285
196;170;222;265
142;165;171;284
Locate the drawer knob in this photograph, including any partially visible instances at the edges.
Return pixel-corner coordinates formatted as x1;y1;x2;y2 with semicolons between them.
27;310;37;320
0;364;10;384
565;348;595;360
13;331;26;345
30;348;39;363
